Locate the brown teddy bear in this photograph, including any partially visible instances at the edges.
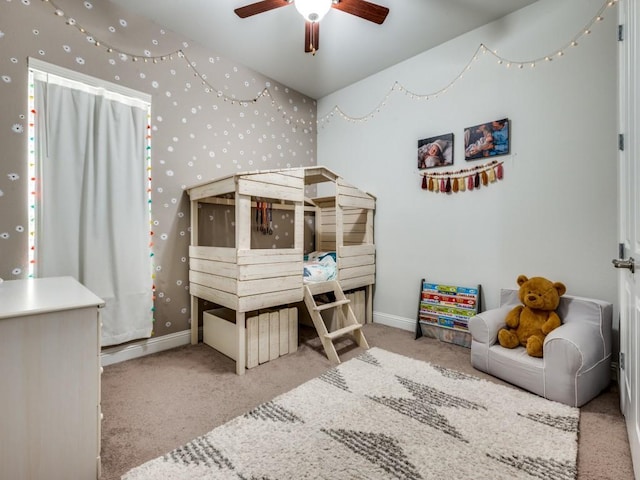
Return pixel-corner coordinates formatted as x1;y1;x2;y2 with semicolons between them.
498;275;566;358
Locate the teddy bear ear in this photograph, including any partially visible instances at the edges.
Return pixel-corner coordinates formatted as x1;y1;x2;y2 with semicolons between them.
554;282;567;297
517;275;528;286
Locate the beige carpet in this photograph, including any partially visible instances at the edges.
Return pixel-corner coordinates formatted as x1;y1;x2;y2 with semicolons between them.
100;323;634;480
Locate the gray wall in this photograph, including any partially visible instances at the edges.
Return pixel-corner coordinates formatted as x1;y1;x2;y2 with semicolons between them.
318;0;619;333
0;0;316;339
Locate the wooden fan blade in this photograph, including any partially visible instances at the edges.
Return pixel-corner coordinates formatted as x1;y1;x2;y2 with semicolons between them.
234;0;291;18
305;21;320;53
332;0;389;24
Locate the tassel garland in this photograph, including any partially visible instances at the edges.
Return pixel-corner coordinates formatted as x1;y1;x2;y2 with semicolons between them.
420;160;504;194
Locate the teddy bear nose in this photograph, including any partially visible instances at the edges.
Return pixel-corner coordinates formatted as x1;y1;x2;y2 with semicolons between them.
527;294;538;302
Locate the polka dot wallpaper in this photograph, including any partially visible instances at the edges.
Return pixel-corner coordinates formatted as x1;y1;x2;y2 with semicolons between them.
0;0;317;340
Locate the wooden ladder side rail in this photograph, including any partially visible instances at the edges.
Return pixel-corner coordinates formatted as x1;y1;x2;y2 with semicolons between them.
303;280;369;364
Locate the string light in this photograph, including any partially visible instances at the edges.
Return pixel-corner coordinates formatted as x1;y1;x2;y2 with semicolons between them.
40;0;615;129
40;0;310;128
318;0;617;126
27;73;37;278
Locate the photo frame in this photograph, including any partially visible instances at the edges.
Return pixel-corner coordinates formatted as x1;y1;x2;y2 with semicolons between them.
464;118;510;161
417;133;454;169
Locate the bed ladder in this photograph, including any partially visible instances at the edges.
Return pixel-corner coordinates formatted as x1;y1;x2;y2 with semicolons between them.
303;280;369;364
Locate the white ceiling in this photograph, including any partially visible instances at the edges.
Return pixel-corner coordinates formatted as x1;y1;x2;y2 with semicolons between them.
108;0;540;99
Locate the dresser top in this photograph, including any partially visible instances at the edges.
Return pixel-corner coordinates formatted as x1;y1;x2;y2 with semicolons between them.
0;276;105;319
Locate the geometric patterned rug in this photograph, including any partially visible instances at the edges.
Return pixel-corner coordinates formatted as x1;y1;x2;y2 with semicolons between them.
122;347;579;480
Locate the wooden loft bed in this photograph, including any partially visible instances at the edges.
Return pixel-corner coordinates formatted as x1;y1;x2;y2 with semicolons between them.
185;166;375;374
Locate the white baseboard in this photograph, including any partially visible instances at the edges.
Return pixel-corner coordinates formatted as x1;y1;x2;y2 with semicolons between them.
99;312;417;366
101;329;197;366
373;311;416;332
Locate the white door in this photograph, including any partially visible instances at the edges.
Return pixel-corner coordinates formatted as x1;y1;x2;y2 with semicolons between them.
617;0;640;475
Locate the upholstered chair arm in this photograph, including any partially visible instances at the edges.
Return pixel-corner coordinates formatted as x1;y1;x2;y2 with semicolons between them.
468;305;515;346
544;321;607;372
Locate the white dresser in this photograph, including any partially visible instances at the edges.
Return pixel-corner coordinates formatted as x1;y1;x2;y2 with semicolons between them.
0;276;105;480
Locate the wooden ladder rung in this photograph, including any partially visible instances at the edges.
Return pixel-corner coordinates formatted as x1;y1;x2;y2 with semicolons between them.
324;323;362;341
313;299;350;312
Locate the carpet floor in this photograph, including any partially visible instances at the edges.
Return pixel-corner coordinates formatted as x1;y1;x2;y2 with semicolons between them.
100;323;634;479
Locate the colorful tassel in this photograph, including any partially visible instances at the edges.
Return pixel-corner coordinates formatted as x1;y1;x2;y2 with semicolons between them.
458;177;465;192
452;177;459;193
428;177;434;191
474;173;480;188
467;175;474;190
445;177;451;193
440;178;446;192
422;175;427;189
434;177;440;192
496;163;503;180
488;167;496;183
481;171;488;186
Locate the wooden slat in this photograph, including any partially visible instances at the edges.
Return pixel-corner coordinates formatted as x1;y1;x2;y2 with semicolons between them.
258;312;269;364
190;270;237;294
236;193;251;250
189;246;236;263
339;244;375;257
238;288;302;311
343;233;367;244
238;178;303;202
190;258;237;279
366;209;374;244
246;314;259;368
337;181;374;200
188;176;236;201
288;307;298;353
279;309;289;356
294;203;304;250
312;197;336;208
237;275;301;296
339;264;376;280
321;224;366;234
238;261;303;281
269;310;279;361
324;323;362;341
189;283;238;310
244;171;303;189
318;240;337;251
340;275;375;291
339;254;374;268
237;248;303;264
338;195;375;210
314;299;350;312
190;200;199;247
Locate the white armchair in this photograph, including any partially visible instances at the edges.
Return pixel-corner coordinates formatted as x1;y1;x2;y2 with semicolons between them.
468;289;613;407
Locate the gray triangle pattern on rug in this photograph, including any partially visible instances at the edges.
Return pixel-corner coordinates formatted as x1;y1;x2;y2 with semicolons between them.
432;363;481;381
164;435;234;470
367;374;488;442
518;412;579;433
318;366;350;392
243;400;304;423
487;453;577;480
355;350;382;367
321;428;423;480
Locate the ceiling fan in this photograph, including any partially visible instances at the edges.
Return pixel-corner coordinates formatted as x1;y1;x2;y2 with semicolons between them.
234;0;389;54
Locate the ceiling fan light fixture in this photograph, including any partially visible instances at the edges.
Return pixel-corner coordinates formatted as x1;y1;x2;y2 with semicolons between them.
294;0;332;22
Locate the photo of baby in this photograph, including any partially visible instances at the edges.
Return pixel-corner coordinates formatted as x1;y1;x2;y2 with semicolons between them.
417;133;454;169
464;118;510;161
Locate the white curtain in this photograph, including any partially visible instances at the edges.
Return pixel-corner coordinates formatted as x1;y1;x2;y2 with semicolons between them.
33;72;153;346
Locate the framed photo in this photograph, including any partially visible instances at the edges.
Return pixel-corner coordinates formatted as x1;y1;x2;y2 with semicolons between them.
464;118;510;161
418;133;454;169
